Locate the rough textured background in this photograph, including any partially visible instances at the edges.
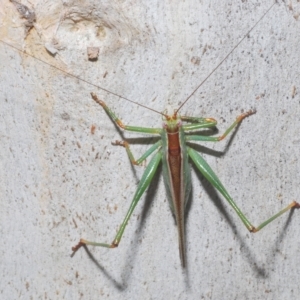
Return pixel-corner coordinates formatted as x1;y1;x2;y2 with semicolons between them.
0;0;300;299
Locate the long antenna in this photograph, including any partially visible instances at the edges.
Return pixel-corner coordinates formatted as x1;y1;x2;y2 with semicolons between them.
1;1;277;117
0;39;165;117
175;1;277;115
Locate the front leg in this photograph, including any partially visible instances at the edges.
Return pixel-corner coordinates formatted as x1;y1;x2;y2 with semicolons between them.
185;110;255;142
91;93;162;134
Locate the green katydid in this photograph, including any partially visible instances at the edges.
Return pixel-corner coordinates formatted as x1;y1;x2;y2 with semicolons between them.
71;93;299;267
70;3;299;267
2;2;298;268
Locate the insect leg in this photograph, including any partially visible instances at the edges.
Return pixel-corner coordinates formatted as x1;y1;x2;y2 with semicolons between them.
181;116;217;131
72;151;162;253
91;93;162;134
184;110;255;140
187;146;299;232
113;140;162;165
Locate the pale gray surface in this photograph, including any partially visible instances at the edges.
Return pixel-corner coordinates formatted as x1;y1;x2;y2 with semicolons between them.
0;0;300;299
